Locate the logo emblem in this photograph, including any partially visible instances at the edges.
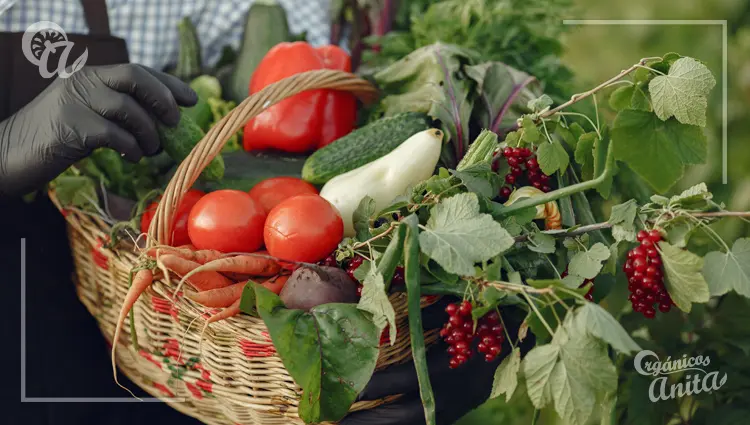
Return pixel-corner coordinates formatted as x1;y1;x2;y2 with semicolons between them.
22;21;88;79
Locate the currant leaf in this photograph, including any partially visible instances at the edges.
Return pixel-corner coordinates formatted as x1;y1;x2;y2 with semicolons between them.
608;199;638;242
357;270;398;346
572;303;641;355
649;57;716;127
491;347;521;402
537;140;569;176
569;243;611;280
703;238;750;298
658;241;710;312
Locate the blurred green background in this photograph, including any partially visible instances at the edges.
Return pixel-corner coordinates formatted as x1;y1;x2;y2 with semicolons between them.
455;0;750;423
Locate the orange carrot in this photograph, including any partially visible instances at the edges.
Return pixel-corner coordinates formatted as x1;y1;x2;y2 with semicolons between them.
147;246;223;264
112;268;153;394
188;282;247;308
160;254;233;291
207;298;241;324
261;275;290;295
222;272;254;282
198;255;281;276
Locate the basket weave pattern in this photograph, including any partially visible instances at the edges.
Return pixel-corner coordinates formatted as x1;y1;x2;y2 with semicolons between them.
50;70;439;425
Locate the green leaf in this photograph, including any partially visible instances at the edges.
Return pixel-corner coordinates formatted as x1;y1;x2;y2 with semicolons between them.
472;286;508;319
611;109;707;193
451;162;502;199
528;94;553;113
523;327;617;424
420;193;515;276
574;132;596;180
569;243;611;280
572;303;641;355
491;347;521;402
649;57;716;126
537;140;569;176
238;282;258;316
523;343;559;408
703;238;750;298
631;84;650;110
254;285;380;423
357;270;397;346
521;116;541;144
608;85;635;111
353;196;376;242
528;231;556;254
608;199;638;243
569;122;586;141
51;175;98;209
667;182;714;210
658;241;710;312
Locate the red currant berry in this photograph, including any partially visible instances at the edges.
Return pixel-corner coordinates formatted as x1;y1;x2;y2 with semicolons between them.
641;239;654;249
645;294;656;304
478;343;488;353
637;230;649;242
633;258;648;273
541;185;552;193
511;147;523;157
500;186;513;198
526;158;539;169
485;311;500;324
645;266;659;277
491;325;503;335
439;327;449;338
447;346;457;356
643;308;656;319
511;166;524;177
482;336;496;346
505;174;516;185
455;341;469;351
648;229;663;243
539;173;550;183
518;147;533;158
455;354;468;364
532;181;543;189
527;170;540;181
476;323;490;335
627;249;637;260
320;254;338;267
633;246;647;258
445;303;458;315
628;293;637;302
507;156;520;167
658;303;671;313
448;315;463;327
647;248;659;258
485;354;496;362
650;256;662;267
623;261;634;275
503;147;514;157
356;285;363;297
459;300;473;316
449;358;460;369
634;288;644;297
451;330;466;341
445;335;456;344
489;345;502;356
462;321;474;333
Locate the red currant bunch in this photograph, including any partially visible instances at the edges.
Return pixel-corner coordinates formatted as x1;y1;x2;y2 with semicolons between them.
624;229;673;318
319;253;338;267
475;311;505;362
561;269;595;301
439;302;505;368
496;147;552;202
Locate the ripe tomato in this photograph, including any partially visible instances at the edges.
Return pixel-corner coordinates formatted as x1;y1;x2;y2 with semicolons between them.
248;177;319;213
140;189;205;246
188;190;267;253
264;195;343;263
262;275;290;295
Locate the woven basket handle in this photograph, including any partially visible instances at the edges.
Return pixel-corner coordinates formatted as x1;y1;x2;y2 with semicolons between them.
147;69;377;246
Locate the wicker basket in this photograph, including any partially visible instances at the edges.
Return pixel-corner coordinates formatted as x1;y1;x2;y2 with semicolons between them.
48;70;440;425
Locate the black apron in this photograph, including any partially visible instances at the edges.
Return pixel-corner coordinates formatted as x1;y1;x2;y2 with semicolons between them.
0;2;200;424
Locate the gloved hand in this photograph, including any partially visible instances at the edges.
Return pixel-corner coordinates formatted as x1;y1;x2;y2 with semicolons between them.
0;64;197;197
340;299;532;425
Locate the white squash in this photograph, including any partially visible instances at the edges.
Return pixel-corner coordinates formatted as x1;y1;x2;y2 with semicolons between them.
320;128;444;236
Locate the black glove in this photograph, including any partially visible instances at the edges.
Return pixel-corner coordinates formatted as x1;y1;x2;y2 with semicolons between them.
340;299;533;425
0;64;197;197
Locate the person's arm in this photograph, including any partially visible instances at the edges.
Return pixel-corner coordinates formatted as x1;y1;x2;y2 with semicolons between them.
0;64;197;197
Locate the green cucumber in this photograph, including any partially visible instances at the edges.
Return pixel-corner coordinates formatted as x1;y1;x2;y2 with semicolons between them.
456;130;498;170
183;75;222;130
174;17;202;81
302;113;431;184
227;0;290;104
191;151;306;192
157;112;224;182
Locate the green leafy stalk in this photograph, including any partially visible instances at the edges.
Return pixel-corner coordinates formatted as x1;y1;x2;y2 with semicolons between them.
403;214;436;425
380;224;407;291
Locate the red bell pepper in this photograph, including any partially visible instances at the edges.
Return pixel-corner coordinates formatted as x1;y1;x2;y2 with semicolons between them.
243;42;357;153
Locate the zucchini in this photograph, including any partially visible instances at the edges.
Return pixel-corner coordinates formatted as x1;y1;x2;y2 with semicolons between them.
302;113;431;184
227;0;290;103
183;75;222;130
156;112;224;182
174;17;202;81
191;151;306;192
